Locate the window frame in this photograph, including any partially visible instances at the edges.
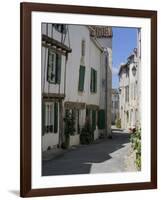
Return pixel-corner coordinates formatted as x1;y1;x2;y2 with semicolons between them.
47;49;62;84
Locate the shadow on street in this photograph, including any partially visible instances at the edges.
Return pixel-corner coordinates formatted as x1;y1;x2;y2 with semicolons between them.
42;130;130;176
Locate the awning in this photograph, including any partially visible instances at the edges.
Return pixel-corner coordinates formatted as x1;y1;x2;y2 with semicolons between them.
86;104;99;110
64;101;86;110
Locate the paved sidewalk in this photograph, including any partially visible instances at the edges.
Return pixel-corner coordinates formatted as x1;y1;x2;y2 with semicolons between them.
42;148;66;161
42;129;136;176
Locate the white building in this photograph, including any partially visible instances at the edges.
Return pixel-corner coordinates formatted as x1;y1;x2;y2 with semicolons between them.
41;24;112;151
111;89;119;124
118;29;141;130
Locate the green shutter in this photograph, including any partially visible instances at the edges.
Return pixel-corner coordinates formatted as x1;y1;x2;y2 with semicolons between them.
78;65;85;92
98;109;105;129
92;110;96;130
56;54;61;84
90;68;93;92
94;70;97;92
50;104;54;132
90;68;97;93
42;102;45;136
90;69;92;92
54;102;58;133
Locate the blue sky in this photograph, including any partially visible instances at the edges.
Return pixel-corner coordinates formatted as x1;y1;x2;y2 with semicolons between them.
112;27;137;88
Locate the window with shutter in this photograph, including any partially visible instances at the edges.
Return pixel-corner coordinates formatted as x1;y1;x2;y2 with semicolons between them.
50;104;54;132
54;24;67;34
92;110;96;130
47;50;56;83
98;109;105;129
94;70;97;92
42;102;59;134
42;102;45;136
54;102;58;133
81;40;86;57
47;50;62;84
45;104;49;133
78;65;85;92
90;68;97;93
55;54;61;84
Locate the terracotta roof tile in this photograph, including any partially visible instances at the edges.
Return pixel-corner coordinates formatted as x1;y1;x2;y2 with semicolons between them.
89;26;112;38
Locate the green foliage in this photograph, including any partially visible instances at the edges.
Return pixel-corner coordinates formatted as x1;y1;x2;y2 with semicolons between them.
115;118;121;128
64;110;76;136
130;128;141;170
63;110;76;148
80;121;94;144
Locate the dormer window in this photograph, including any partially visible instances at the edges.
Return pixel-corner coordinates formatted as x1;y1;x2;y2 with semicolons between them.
54;24;67;34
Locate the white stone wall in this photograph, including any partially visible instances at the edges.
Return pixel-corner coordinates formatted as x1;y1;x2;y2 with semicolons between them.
42;133;59;152
119;69;130;129
65;26;101;105
119;47;141;130
112;91;119;124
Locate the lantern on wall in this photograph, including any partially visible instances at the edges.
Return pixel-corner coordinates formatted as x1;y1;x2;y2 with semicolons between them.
132;65;137;76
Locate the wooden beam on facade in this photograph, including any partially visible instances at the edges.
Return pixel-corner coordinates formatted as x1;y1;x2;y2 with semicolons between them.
86;104;99;110
64;101;86;110
42;43;67;56
42;34;72;53
42;93;65;100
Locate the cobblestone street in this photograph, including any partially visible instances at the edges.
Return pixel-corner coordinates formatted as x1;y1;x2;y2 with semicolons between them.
42;129;136;176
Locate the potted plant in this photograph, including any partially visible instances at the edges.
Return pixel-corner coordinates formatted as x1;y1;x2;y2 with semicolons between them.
63;110;76;148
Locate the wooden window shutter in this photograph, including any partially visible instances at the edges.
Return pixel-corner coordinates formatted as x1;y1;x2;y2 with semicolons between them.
56;54;61;84
78;65;85;92
54;102;58;133
92;110;96;130
98;109;105;129
50;104;54;132
42;102;45;136
91;68;93;92
90;68;97;93
94;70;97;93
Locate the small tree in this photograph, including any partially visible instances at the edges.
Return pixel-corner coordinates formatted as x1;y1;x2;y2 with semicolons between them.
63;110;76;148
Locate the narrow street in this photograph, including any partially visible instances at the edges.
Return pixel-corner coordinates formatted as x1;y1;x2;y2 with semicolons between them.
42;129;136;176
